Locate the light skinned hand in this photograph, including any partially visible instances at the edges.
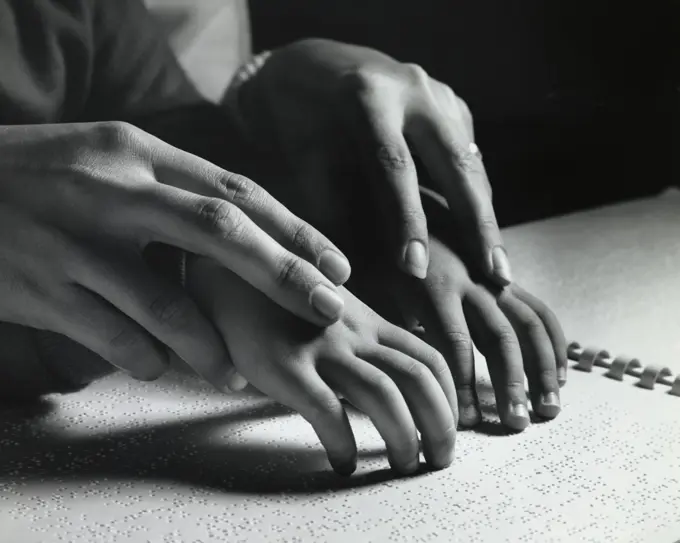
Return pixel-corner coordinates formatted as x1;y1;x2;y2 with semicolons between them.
0;122;351;391
220;128;564;431
186;254;458;476
347;187;567;432
229;38;510;285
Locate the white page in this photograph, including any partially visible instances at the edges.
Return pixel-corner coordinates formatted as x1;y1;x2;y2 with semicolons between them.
2;190;679;543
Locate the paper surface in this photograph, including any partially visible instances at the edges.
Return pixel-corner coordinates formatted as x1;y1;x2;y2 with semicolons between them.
2;190;680;543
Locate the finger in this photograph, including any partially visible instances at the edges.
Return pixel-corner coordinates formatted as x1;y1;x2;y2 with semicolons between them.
463;289;530;431
277;368;358;476
129;185;346;327
376;322;459;427
357;344;456;470
153;148;352;285
43;286;169;381
70;248;236;392
347;88;430;279
318;354;420;475
511;285;568;387
497;292;561;419
406;107;511;286
412;292;481;428
388;271;476;427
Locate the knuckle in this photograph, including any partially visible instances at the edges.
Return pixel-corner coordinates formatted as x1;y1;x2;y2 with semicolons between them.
403;62;430;87
218;172;258;208
531;299;553;320
520;314;545;337
494;325;519;350
275;255;306;289
375;144;412;173
367;371;398;396
433;81;470;122
289;221;315;253
98;121;143;151
403;360;430;382
444;137;483;176
455;147;482;175
397;206;427;228
477;215;500;234
420;347;449;377
505;380;527;398
198;198;246;242
456;382;477;396
458;96;473;123
427;270;456;293
148;289;194;330
443;328;473;354
539;366;559;385
340;68;377;97
436;81;456;104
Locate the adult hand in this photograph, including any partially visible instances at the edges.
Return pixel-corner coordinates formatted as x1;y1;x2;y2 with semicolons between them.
227;38;510;285
0;122;351;391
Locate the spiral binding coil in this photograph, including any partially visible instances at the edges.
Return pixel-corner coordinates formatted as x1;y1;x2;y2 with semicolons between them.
567;341;680;397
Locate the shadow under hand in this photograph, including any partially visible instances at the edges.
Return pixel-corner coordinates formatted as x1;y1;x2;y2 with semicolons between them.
465;383;509;437
465;381;554;436
0;396;403;495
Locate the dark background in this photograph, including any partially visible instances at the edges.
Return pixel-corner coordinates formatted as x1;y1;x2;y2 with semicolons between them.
249;0;678;226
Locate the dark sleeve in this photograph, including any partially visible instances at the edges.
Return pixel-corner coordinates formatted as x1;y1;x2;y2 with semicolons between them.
0;0;248;401
82;0;203;119
0;0;210;127
78;0;243;168
80;0;261;284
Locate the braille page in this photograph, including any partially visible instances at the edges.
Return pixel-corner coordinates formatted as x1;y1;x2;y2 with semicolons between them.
2;189;679;543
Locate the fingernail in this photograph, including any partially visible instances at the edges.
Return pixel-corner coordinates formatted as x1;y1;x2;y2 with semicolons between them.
459;404;482;428
310;284;344;321
557;366;567;386
404;240;428;279
215;380;233;394
541;392;560;407
319;250;352;284
214;374;234;394
511;403;530;421
491;245;512;285
538;392;561;418
227;370;249;392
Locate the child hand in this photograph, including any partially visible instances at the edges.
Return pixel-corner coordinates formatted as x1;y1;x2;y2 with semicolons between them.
185;254;458;476
225;145;566;433
349;188;567;432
